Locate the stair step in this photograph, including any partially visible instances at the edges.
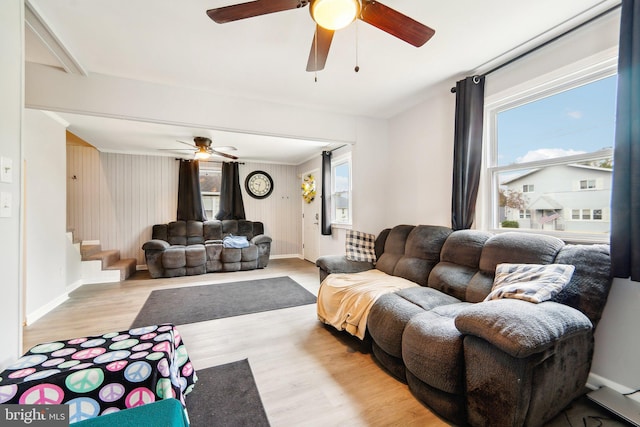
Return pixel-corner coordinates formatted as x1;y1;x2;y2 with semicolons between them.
105;258;137;281
80;244;102;260
85;249;120;269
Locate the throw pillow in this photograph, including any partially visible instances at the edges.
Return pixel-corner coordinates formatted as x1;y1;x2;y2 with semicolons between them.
345;230;377;263
484;263;575;303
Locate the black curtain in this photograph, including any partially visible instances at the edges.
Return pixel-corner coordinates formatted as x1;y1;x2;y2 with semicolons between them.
177;160;206;221
321;151;332;235
611;0;640;281
216;162;246;220
451;75;486;231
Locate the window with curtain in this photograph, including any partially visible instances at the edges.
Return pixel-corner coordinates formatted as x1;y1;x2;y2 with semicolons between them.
485;67;617;242
199;164;221;220
332;154;352;225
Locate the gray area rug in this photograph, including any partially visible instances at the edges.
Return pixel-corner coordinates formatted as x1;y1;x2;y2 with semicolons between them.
186;359;270;427
131;276;316;328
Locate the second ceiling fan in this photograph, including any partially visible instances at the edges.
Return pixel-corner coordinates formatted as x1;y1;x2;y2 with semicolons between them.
206;0;435;72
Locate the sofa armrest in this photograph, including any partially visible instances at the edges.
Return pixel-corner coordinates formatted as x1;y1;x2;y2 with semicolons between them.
251;234;272;245
455;299;592;358
316;255;374;275
142;239;170;251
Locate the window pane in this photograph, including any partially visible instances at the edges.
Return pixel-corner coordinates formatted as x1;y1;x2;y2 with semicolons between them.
200;170;221;193
333;160;351;224
493;75;616;238
496;76;617;167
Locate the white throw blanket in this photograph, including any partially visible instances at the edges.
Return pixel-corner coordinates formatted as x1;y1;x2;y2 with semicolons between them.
317;269;419;340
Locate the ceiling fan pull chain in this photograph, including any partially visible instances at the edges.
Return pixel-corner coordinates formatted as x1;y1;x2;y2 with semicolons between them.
354;19;360;73
314;26;319;82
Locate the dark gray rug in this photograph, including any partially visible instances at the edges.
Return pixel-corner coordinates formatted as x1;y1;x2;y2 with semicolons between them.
131;276;316;328
186;359;270;427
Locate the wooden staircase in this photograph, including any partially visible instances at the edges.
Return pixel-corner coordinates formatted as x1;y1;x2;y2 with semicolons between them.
80;241;137;283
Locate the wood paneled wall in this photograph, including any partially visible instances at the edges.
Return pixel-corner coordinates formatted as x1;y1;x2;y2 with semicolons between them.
67;147;302;266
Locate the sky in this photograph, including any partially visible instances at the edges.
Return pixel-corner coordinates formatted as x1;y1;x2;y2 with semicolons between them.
497;75;618;166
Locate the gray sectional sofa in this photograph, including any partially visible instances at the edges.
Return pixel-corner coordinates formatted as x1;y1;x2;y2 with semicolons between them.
316;225;613;426
142;219;271;278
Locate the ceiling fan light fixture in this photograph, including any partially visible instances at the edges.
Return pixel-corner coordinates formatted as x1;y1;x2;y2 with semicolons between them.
310;0;360;31
195;148;211;160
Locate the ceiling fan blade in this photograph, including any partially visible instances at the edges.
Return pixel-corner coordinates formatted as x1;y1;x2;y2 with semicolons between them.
306;25;334;72
207;0;305;24
176;140;196;148
211;149;239;160
359;1;435;47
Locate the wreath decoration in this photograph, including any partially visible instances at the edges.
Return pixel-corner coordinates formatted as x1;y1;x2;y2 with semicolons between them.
301;174;316;204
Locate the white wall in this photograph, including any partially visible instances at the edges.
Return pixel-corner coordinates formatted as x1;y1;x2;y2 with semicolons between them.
23;110;68;323
0;0;24;369
386;84;457;227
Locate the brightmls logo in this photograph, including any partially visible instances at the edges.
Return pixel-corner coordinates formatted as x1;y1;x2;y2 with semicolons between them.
1;405;68;426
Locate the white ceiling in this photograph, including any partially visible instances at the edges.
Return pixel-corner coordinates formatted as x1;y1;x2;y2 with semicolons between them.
24;0;619;164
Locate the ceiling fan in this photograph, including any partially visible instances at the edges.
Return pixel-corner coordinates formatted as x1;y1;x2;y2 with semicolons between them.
171;137;238;160
206;0;435;72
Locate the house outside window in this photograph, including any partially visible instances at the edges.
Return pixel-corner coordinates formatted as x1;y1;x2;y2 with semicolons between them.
332;154;352;225
199;165;221;219
484;63;617;241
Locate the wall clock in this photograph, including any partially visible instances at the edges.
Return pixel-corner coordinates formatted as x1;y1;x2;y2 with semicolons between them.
245;170;274;199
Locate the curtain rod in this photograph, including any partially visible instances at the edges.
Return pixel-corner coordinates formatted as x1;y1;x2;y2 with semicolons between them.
176;158;245;165
451;2;621;93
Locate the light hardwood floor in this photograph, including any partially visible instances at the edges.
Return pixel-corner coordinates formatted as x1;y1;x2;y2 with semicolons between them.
23;258;450;427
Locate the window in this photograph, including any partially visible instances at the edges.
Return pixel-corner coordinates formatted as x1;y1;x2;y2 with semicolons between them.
580;179;596;190
519;209;531;219
486;68;617;241
332;155;352;225
199;166;221;219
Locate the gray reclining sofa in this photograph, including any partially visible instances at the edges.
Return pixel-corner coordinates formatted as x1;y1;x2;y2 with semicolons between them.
143;219;271;278
316;224;612;426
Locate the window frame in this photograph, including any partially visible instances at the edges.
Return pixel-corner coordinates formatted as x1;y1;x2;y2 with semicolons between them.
331;153;352;227
478;51;617;243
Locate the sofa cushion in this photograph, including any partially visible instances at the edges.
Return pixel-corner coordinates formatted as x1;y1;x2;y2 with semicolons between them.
186;220;204;245
375;225;414;275
428;230;492;300
368;287;460;359
403;303;472;394
167;221;187;246
551;244;612;328
392;225;451;286
238;220;254;239
185;244;206;267
485;263;575;303
345;230;377;263
163;246;186;268
465;232;566;303
203;220;223;241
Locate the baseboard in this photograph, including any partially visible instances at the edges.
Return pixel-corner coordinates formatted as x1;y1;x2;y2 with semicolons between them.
81;239;100;245
136;264;148;271
587;373;640;403
66;279;83;293
270;254;303;260
26;292;69;326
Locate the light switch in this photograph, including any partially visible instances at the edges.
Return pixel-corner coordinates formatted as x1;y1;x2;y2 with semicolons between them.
1;157;13;183
0;192;11;218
